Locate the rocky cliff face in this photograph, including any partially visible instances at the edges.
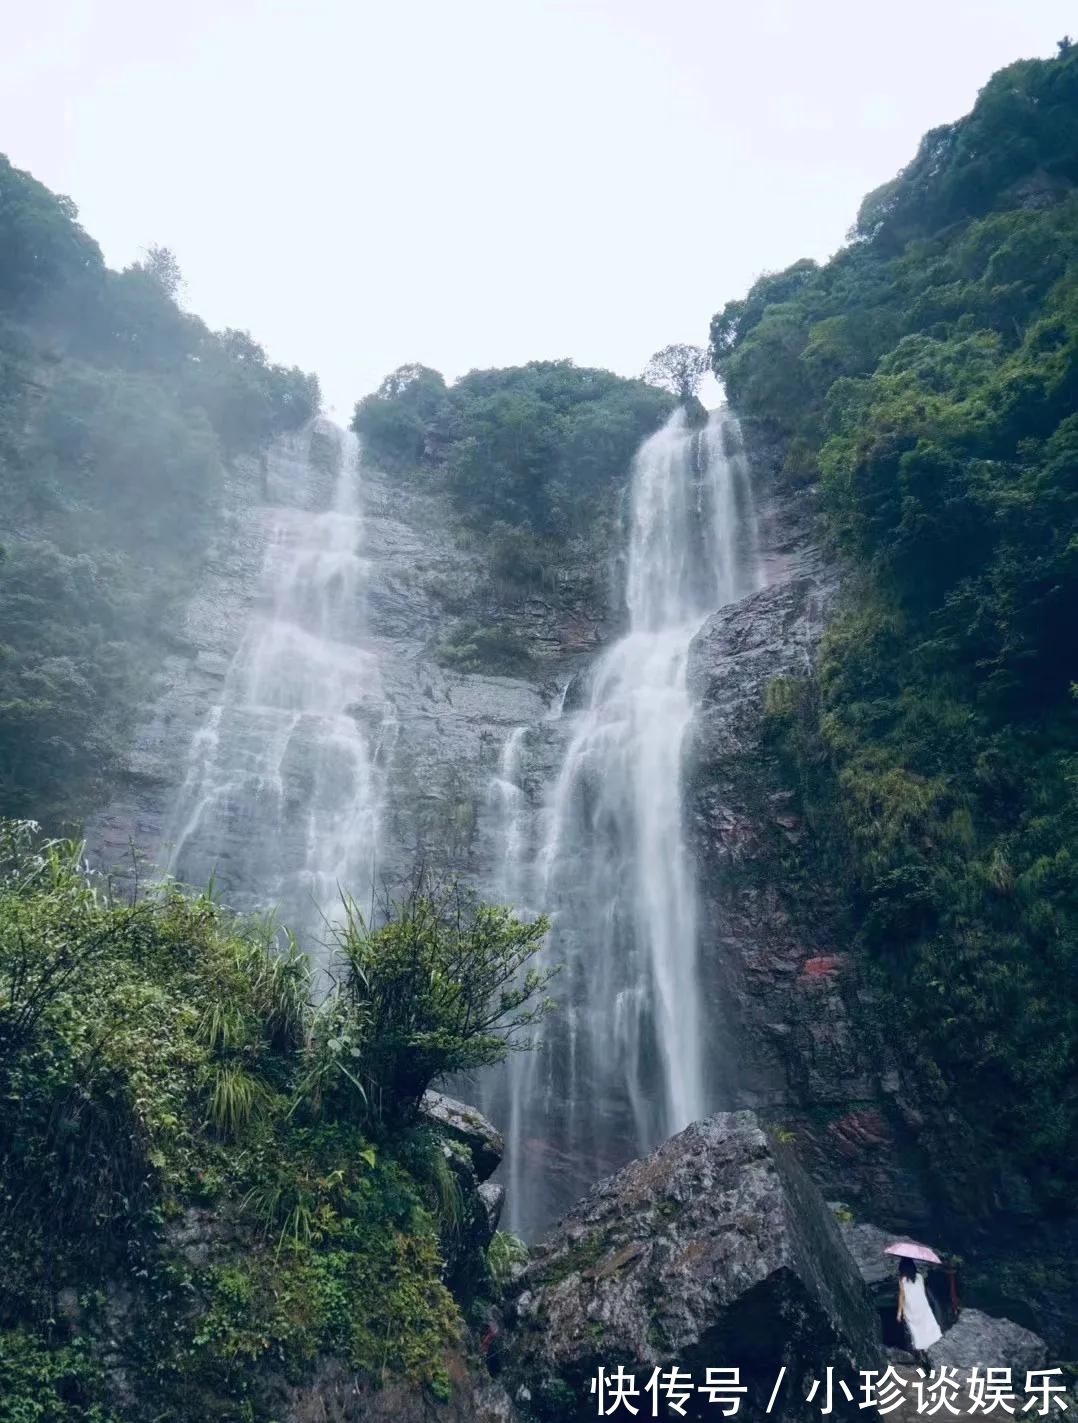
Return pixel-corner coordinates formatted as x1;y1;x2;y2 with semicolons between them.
684;451;933;1232
87;421;590;910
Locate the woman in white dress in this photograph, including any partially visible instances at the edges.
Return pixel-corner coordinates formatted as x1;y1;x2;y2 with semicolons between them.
897;1257;943;1351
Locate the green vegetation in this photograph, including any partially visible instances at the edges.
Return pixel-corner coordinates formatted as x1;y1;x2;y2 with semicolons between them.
713;43;1078;1205
487;1231;530;1292
0;155;320;826
298;883;552;1130
434;618;535;674
0;824;551;1418
352;359;674;627
0;1330;118;1423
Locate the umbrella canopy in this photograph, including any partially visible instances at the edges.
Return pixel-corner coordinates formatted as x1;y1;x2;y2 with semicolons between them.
885;1241;942;1265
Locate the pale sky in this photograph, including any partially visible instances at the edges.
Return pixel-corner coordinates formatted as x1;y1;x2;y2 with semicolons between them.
4;1;1073;417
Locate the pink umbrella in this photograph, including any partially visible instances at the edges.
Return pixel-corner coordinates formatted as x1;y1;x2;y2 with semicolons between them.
885;1241;943;1265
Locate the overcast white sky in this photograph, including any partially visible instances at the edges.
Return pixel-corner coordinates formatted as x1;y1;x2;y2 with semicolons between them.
3;1;1073;416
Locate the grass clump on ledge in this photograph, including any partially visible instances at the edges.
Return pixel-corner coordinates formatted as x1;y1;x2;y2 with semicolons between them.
0;823;552;1421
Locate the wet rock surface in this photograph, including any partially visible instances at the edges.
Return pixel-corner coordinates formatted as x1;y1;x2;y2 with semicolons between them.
500;1110;882;1421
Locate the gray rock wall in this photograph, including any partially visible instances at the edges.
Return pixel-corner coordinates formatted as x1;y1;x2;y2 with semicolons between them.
685;464;933;1230
86;422;589;915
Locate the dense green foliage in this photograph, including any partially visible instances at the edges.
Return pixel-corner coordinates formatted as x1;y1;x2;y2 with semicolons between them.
353;358;674;586
0;824;548;1418
0;156;320;825
713;45;1078;1204
322;885;552;1127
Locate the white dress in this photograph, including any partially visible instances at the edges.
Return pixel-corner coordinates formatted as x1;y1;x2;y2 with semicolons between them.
899;1273;943;1350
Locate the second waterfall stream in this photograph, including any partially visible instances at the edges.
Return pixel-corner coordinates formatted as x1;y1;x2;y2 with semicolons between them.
163;425;388;956
485;406;762;1236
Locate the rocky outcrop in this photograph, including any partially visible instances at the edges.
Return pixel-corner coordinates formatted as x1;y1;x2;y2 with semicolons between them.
479;1182;506;1237
927;1309;1048;1377
417;1094;508;1302
422;1090;505;1182
500;1110;882;1420
833;1217;913;1293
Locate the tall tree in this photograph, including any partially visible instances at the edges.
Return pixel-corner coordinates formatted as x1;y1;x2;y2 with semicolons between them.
131;243;184;299
642;343;708;401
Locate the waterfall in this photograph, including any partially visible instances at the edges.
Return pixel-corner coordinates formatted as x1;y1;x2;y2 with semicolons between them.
488;407;762;1236
488;726;529;910
164;422;387;959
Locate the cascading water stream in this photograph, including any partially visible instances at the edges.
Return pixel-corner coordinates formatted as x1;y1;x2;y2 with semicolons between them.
488;726;529;910
485;407;762;1236
164;423;388;962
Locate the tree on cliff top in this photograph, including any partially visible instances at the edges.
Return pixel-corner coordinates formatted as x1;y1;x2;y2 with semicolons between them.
642;343;708;402
130;243;184;300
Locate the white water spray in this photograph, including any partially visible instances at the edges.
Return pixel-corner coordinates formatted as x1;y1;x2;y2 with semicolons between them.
165;423;387;956
488;407;762;1234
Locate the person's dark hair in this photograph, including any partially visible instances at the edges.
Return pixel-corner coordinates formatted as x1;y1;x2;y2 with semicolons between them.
898;1257;917;1281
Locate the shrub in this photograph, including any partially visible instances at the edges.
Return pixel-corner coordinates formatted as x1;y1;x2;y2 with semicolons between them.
306;881;553;1129
434;619;535;674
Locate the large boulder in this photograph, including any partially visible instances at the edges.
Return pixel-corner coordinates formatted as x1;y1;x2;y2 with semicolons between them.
421;1090;504;1182
928;1309;1048;1378
833;1215;910;1294
500;1111;882;1420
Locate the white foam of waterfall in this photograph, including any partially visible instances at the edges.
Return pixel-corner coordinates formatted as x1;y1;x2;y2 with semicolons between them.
164;424;387;959
489;407;762;1235
488;725;528;910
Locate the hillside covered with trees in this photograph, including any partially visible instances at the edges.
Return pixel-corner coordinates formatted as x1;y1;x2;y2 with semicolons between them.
355;360;673;573
0;156;320;827
711;42;1078;1208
